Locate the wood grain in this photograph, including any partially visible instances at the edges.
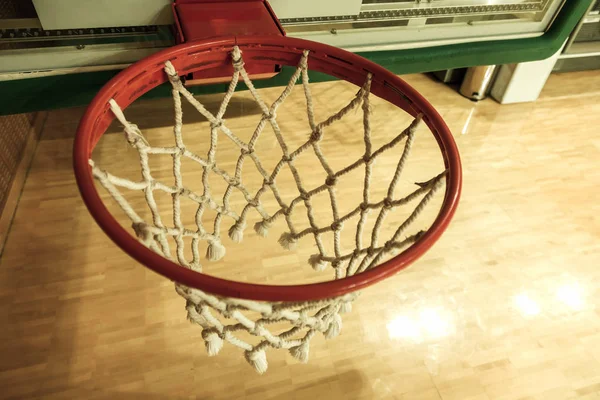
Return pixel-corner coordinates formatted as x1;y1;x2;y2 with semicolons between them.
1;69;600;399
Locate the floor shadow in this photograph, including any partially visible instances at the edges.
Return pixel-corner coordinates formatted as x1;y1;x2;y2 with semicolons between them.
264;369;369;400
41;94;263;141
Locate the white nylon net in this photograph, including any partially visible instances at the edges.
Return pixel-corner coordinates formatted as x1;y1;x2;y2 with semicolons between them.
90;46;446;373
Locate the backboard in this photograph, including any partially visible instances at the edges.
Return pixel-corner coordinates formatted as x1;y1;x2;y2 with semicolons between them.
0;0;592;115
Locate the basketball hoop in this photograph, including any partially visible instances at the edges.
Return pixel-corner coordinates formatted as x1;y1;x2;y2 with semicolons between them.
74;11;461;372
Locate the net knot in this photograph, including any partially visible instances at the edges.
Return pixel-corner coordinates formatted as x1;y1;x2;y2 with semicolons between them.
245;349;268;374
383;197;394;209
268;311;283;320
222;306;234;319
186;301;205;324
359;202;369;211
308;254;327;272
263;178;273;186
310;128;323;142
300;50;309;69
330;221;342;231
241;147;254;156
164;60;178;79
124;124;148;147
228;221;246;243
282;155;292;162
189;262;202;272
278;232;298;250
202;329;224;356
324;314;342;339
206;240;226;261
325;175;337;187
384;240;394;250
173;188;186;197
230;178;241;188
270;340;283;350
178;146;186;156
254;220;271;237
299;190;309;201
297;310;310;325
252;323;268;337
231;46;244;70
131;222;149;239
233;58;245;70
340;302;352;314
263;111;276;121
211;120;223;130
289;340;310;363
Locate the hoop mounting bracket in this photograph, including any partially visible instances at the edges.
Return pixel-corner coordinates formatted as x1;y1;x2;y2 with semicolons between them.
172;0;286;84
173;0;285;43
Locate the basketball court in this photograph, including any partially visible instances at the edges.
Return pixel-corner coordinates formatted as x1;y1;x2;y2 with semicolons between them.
1;1;600;399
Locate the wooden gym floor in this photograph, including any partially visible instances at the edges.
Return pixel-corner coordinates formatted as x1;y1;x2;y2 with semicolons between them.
1;69;600;399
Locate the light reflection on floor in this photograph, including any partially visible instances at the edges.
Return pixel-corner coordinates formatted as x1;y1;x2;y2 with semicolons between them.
387;307;456;342
387;279;590;344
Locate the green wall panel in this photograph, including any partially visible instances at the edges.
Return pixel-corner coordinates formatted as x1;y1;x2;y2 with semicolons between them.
0;0;591;116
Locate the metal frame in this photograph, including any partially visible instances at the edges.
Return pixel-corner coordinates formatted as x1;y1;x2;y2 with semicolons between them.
0;0;563;74
561;0;600;57
277;0;563;52
0;0;592;115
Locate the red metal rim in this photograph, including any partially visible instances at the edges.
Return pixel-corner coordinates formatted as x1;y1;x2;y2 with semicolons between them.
74;35;462;302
